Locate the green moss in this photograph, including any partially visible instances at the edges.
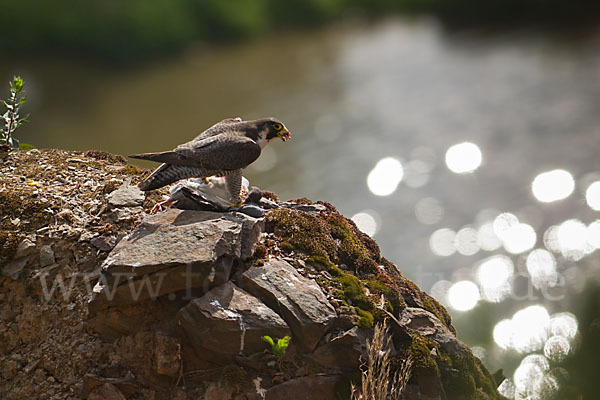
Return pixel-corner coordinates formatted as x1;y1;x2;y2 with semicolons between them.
266;208;336;260
327;216;377;275
422;294;454;333
336;274;370;310
355;307;374;328
279;241;295;252
120;165;147;176
440;353;499;400
253;244;267;258
18;143;36;150
366;278;402;313
407;335;439;376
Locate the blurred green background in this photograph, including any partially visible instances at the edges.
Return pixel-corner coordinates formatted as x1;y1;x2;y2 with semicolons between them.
2;0;600;62
2;1;600;399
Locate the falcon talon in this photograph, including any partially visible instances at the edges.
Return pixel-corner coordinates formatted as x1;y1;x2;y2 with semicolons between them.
129;117;291;208
149;199;175;215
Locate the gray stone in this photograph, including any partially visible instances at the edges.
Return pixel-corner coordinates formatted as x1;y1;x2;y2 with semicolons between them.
107;182;145;207
1;256;28;278
237;204;264;217
265;375;341;400
89;209;263;312
398;307;470;356
311;327;367;370
15;238;36;258
90;235;117;252
101;209;263;277
88;256;232;313
238;259;337;352
39;245;55;267
178;282;290;363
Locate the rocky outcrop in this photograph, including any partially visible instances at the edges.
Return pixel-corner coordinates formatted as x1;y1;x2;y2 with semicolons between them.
238;260;337;352
0;149;502;400
178;282;291;363
89;209;262;314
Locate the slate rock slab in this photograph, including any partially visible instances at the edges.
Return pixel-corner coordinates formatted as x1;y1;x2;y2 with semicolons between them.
311;327;367;370
238;259;337;352
178;282;290;363
107;182;145;207
398;307;469;356
102;209;263;276
89;209;263;311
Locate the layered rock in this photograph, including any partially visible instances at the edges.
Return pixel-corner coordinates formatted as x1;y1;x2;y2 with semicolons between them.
0;149;503;400
238;260;337;352
178;282;290;362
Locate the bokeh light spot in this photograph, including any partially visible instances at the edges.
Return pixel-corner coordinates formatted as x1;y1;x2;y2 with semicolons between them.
585;181;600;211
544;335;570;362
404;159;431;188
429;228;456;256
513;355;550;397
526;249;558;289
445;142;482;174
477;222;502;251
493;319;514;350
543;225;561;253
531;169;575;202
448;280;480;311
429;280;452;306
477;255;514;302
548;312;578;339
503;223;537;255
493;212;519;240
351;210;380;237
511;305;550;353
415;197;444;225
367;157;404;196
497;379;515;399
587;220;600;250
455;226;480;256
557;219;590;260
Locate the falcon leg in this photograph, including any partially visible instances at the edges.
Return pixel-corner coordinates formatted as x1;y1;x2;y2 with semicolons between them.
150;199;176;215
225;169;243;207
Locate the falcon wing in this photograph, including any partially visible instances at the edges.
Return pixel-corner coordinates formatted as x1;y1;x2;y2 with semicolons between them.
176;135;261;171
189;117;243;142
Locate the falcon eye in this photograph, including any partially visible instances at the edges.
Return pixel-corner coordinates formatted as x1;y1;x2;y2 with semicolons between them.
272;123;283;131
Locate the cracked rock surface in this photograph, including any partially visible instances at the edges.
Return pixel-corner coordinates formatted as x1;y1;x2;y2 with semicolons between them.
0;149;502;400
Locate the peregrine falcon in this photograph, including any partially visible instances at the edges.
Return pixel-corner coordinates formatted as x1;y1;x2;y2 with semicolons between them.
129;117;291;206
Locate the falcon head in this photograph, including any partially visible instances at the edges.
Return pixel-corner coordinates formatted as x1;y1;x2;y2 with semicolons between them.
255;117;291;148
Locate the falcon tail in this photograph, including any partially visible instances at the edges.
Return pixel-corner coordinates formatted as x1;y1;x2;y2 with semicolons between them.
129;151;181;164
138;164;207;191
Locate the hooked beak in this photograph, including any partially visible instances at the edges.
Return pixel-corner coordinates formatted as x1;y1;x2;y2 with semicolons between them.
278;128;291;142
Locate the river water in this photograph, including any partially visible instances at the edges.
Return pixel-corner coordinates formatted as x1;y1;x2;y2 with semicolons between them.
5;17;600;398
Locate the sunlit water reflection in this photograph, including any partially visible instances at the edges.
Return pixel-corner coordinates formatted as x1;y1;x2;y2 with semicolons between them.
5;17;600;397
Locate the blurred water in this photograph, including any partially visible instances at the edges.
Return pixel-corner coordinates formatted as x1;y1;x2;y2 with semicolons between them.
4;17;600;395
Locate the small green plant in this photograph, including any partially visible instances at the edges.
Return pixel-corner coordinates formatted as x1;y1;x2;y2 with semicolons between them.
1;76;29;149
261;335;290;368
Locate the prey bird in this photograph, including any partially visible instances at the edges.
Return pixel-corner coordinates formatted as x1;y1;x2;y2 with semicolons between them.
129;117;291;210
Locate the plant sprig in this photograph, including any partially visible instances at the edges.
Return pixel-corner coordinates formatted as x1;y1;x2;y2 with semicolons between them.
1;76;29;149
261;335;290;368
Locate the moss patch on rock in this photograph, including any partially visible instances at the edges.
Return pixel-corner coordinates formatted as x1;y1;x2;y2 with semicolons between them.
265;206;452;332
